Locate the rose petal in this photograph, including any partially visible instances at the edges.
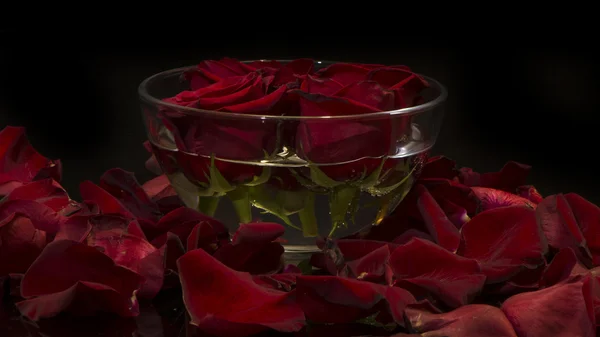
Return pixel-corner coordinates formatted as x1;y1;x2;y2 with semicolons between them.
151;206;227;244
21;240;142;299
517;185;544;204
0;126;61;185
197;58;253;79
313;63;372;86
461;161;531;193
87;227;165;299
3;178;70;212
437;198;471;229
79;181;134;218
296;275;415;324
0;199;64;234
501;276;596;337
346;244;392;283
564;193;600;264
536;194;592;265
333;81;395;110
540;247;589;288
54;215;92;242
98;169;161;225
406;304;518;337
390;238;486;308
392;229;434;244
415;184;460;251
457;206;547;283
471;187;536;212
214;223;285;274
0;214;47;275
16;281;139;320
177;248;305;337
300;74;344;95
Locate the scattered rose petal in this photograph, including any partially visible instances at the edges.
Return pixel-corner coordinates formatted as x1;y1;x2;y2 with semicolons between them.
390;238;486;308
177;248;305;337
536;194;592;265
501;276;597;337
296;275;415;325
457;206;547;283
415;184;460;251
472;187;536;212
406;304;518;337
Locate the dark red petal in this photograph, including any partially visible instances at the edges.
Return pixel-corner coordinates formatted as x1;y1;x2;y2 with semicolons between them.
517;185;544;204
501;277;596;337
0;126;61;185
79;181;134;218
16;281;139;320
141;174;177;200
87;229;164;299
419;156;457;180
0;199;64;234
294;90;381;117
182;68;220;90
193;74;265;110
392;229;434;244
333;81;395;110
197;58;252;78
300;74;344;95
313;63;372;86
471;187;535;212
98;169;161;224
231;222;285;245
4;179;70;212
458;167;481;186
437;198;471;229
152;206;227;243
482;161;531;191
253;273;299;292
54;215;92;242
415;184;460;251
21;240;142;299
390;238;485;307
0;214;47;275
421;179;479;215
296;275;414;324
221;84;287;114
177;249;305;336
536;194;592;264
540;247;589;288
457;206;547;283
406;304;518;337
346;244;391;282
564;193;600;263
214;223;285;274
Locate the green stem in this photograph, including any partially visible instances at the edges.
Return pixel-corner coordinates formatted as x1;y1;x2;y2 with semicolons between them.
198;196;220;217
328;186;360;237
227;186;253;224
298;193;318;237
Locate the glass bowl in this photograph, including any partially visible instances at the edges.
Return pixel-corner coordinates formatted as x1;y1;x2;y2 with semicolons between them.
138;60;447;260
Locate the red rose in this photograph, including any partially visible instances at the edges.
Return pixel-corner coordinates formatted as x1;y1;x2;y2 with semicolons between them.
293;63;429;174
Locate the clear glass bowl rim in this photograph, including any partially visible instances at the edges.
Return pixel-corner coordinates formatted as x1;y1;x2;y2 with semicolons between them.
138;59;448;121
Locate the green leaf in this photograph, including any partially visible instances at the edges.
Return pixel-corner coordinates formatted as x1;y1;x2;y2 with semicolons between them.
309;165;343;189
297;259;314;275
249;185;301;231
358;158;387;189
298;192;318;237
244;166;271;187
197;196;220;217
208;155;235;195
277;189;308;215
328;186;360;237
227;186;252;223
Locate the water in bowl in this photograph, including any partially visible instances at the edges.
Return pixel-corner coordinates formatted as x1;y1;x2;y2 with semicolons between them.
149;124;431;261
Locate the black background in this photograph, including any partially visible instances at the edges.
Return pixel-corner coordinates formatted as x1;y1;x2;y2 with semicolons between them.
1;30;598;203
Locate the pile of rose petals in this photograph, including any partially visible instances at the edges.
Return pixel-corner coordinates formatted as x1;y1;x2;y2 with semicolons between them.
1;125;600;337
